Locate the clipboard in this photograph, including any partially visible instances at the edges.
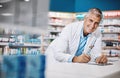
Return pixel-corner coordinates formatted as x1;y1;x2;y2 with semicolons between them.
87;62;113;66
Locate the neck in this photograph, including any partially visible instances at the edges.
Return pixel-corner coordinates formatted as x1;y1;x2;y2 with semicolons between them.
83;31;89;37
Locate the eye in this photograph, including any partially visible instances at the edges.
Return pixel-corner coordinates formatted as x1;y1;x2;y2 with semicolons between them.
95;22;99;26
89;19;93;23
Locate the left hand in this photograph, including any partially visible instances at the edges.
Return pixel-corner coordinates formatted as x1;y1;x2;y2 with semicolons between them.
95;55;108;64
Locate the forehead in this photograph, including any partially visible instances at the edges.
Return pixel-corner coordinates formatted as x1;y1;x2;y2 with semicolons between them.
86;13;101;22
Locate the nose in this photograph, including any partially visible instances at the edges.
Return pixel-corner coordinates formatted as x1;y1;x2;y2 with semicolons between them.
90;22;95;29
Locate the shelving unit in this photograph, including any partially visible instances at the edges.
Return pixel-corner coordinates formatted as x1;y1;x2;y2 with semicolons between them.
0;30;42;55
101;18;120;57
0;1;47;77
44;12;76;46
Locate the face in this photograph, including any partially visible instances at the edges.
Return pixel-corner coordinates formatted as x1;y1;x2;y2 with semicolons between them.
83;13;101;35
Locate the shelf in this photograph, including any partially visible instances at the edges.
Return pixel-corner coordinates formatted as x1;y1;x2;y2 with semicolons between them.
101;32;120;34
102;46;118;49
49;12;75;19
49;23;65;27
9;43;41;48
107;55;119;57
49;16;75;20
0;42;9;46
44;37;56;40
102;39;120;42
49;30;61;33
103;24;120;27
23;43;41;47
0;42;41;48
0;34;19;37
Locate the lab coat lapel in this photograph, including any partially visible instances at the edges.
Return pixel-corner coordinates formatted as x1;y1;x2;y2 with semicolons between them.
71;22;83;55
83;35;93;54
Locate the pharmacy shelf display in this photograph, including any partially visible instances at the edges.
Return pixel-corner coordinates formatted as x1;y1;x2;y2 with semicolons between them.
44;12;76;45
0;31;42;55
101;18;120;57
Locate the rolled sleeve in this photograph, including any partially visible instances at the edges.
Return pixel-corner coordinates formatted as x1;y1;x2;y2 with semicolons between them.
68;55;75;62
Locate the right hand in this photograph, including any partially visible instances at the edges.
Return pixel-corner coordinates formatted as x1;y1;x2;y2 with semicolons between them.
72;54;91;63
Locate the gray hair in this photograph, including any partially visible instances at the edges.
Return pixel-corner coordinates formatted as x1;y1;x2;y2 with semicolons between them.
86;8;103;19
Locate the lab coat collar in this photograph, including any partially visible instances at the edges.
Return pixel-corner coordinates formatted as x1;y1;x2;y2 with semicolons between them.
81;28;92;39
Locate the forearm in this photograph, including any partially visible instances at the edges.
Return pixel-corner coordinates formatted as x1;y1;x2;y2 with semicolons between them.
54;52;73;62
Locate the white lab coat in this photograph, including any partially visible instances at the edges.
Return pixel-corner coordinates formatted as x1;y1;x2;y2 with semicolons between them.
45;21;102;63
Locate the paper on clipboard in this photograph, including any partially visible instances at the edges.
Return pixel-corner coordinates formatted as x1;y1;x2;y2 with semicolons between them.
87;62;113;66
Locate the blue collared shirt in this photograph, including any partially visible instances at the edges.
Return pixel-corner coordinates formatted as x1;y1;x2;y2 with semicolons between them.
68;28;90;62
75;29;89;56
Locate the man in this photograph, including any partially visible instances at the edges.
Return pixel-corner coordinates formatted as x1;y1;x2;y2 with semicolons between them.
45;8;108;64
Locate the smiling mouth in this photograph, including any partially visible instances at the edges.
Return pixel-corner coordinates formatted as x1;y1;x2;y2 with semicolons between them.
88;28;93;31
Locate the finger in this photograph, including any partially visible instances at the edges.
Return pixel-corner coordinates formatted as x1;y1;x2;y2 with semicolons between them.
98;55;107;64
102;59;107;63
96;57;101;63
100;55;106;63
84;54;91;59
98;55;104;63
101;56;108;63
83;56;90;62
80;54;90;63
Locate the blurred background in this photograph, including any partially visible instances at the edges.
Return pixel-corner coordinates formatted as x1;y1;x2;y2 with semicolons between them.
0;0;120;78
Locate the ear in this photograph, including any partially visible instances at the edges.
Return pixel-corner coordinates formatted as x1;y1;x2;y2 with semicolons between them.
84;15;87;21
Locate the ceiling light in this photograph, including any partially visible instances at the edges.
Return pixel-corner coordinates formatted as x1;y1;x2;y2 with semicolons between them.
0;5;3;7
24;0;30;2
1;13;13;16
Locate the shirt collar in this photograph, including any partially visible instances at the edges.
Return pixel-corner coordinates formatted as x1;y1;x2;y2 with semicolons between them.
81;27;92;38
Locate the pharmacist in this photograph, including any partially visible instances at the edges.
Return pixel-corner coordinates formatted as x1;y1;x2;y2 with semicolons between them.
45;8;108;64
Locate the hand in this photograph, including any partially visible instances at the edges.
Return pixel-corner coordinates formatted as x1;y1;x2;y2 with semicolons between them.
72;54;91;63
95;55;108;64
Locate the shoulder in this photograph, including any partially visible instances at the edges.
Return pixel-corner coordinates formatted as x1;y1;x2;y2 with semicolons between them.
67;21;83;27
64;21;83;30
